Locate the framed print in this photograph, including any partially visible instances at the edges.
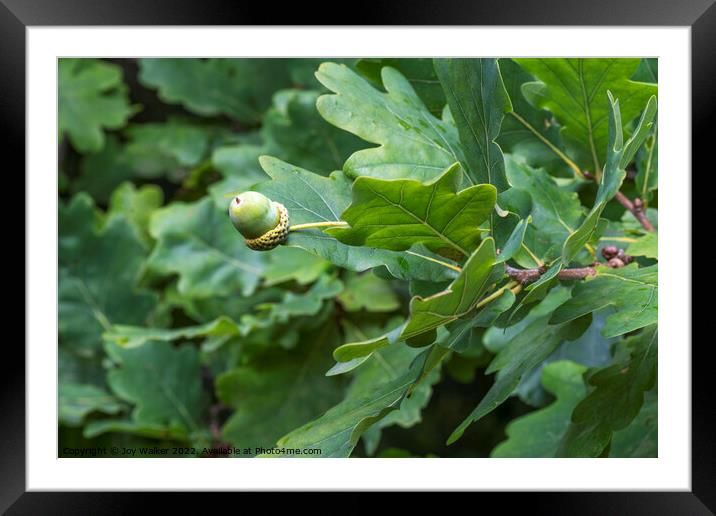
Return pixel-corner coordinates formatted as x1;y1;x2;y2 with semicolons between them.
5;0;709;511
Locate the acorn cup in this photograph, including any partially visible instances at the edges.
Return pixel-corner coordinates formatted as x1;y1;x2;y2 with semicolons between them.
228;191;290;251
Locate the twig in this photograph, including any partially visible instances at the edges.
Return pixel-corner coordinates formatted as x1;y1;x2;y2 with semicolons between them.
613;192;656;232
504;264;548;284
504;244;636;285
505;264;597;284
583;171;655;233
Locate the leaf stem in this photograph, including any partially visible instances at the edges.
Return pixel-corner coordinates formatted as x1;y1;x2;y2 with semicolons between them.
509;111;584;179
520;243;544;267
405;250;462;273
473;280;519;311
289;221;349;232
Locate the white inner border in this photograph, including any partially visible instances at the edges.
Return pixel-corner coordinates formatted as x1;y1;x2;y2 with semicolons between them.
27;27;691;491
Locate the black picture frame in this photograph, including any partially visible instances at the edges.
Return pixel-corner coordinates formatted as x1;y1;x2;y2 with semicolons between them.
5;0;707;512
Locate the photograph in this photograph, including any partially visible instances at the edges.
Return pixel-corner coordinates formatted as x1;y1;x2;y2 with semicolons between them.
57;56;659;460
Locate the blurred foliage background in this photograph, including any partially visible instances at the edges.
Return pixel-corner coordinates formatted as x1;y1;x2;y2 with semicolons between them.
58;58;656;458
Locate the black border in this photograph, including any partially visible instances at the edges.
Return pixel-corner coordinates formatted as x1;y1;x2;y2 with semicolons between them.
6;0;708;513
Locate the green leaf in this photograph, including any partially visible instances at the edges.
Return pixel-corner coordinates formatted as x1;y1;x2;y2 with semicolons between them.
254;156;457;283
123;121;210;179
104;316;240;349
505;155;584;260
610;389;657;458
208;142;270;208
550;264;657;338
106;182;164;247
627;232;658;259
561;93;657;264
59;194;158;357
401;238;497;339
434;58;511;191
513;309;615;407
333;238;498;363
327;163;495;256
106;342;208;435
262;246;331;286
59;382;123;427
262;89;364;174
513;58;657;171
356;58;445;116
106;276;343;349
147;197;267;297
491;360;587;457
448;311;590;444
557;325;657;457
262;348;430;457
217;322;347;452
483;285;573;353
59;59;137;153
635;125;658;202
337;273;400;313
360;345;442;455
72;136;135;203
252;276;343;325
315;62;463;182
495;216;530;264
437;288;517;355
497;59;570;174
632;58;658;84
138;58;293;124
83;419;189;442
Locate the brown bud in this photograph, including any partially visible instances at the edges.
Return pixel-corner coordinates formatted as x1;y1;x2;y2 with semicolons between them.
608;257;625;268
602;246;619;260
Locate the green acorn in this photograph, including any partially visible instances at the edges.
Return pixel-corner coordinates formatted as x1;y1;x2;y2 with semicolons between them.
228;191;289;251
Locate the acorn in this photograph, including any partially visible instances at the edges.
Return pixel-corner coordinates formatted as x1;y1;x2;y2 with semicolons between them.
228;191;289;251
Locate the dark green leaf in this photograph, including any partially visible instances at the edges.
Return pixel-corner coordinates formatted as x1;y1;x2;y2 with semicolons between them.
146;197;267;297
557;325;657;457
262;348;430;457
106;342;208;435
491;360;587;457
337;273;400;313
138;58;294;124
59;383;123;427
513;58;657;171
434;58;511;191
356;58;445;116
448;311;590;444
550;264;657;338
561;93;656;264
59;59;137;153
262;89;364;174
497;59;571;174
217;322;347;452
610;389;657;457
59;194;158;357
